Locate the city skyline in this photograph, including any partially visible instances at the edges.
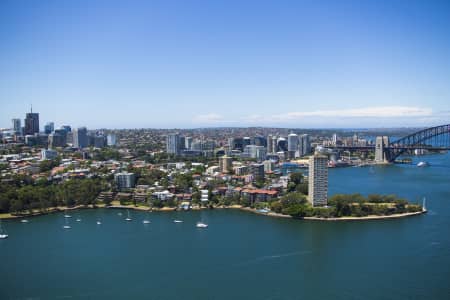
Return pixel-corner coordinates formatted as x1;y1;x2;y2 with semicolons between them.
1;0;450;128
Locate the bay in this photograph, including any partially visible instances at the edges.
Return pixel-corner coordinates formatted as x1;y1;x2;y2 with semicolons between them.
1;153;449;299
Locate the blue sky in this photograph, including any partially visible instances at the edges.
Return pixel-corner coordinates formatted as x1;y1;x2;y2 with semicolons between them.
1;0;449;129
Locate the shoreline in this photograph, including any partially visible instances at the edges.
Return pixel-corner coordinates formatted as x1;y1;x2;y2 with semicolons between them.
0;203;426;221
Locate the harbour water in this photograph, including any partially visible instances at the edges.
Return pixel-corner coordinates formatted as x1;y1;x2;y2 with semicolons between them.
1;153;450;299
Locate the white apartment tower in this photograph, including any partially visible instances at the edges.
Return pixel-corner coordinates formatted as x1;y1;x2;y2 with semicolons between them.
308;155;328;206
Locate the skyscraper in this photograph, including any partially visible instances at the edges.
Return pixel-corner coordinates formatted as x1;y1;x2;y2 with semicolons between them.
308;155;328;206
24;108;39;135
219;155;232;173
166;133;180;155
107;133;117;146
73;127;88;149
267;135;273;154
185;136;192;150
12;118;21;134
44;122;54;134
299;134;311;157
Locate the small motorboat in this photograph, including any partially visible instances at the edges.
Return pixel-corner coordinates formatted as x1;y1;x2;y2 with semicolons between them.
417;161;429;167
142;220;150;224
21;219;29;223
76;218;81;222
196;222;208;228
96;221;102;225
173;220;183;223
0;220;8;239
125;210;132;221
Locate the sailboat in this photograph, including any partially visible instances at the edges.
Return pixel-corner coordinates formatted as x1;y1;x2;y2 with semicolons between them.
422;197;427;212
96;220;102;225
0;220;8;239
20;219;29;223
76;216;81;222
63;217;71;229
64;209;72;218
142;219;150;224
125;210;132;221
173;220;183;223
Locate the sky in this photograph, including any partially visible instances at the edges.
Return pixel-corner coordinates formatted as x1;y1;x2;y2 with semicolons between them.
1;0;450;129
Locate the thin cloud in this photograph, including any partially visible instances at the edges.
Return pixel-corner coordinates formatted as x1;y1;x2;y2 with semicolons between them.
193;113;225;123
269;106;433;121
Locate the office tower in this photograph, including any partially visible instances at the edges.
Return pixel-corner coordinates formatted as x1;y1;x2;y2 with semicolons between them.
267;135;273;153
12;118;21;134
299;134;311;157
277;137;287;152
24;108;39;135
114;172;136;190
219;155;232;173
73;127;88;149
253;136;266;147
107;133;117;146
44;122;54;134
185;137;192;150
48;130;66;148
243;137;251;147
243;145;266;161
93;135;106;148
61;125;71;133
308;155;328;206
229;137;243;151
166;133;180;155
178;136;185;151
271;136;278;153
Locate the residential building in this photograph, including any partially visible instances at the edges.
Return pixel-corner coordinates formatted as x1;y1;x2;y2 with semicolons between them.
41;149;58;160
166;133;180;155
200;189;209;202
288;133;299;152
114;172;136;190
219;155;232;173
308;155;328;206
250;163;265;181
299;134;311;157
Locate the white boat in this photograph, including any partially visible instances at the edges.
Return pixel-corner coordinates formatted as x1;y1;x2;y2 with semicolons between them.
142;220;150;224
196;222;208;228
21;219;29;223
64;209;72;218
0;220;8;239
125;210;132;221
417;161;429;167
173;220;183;223
76;218;81;222
63;217;71;229
96;220;102;225
117;212;123;216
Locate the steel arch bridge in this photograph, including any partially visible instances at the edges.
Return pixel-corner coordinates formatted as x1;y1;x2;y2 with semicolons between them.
385;124;450;162
325;124;450;163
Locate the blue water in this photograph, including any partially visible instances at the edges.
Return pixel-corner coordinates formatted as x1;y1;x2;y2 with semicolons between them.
1;153;450;299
